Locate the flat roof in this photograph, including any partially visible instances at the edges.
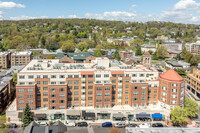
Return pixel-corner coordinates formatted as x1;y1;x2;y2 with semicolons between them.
12;51;32;56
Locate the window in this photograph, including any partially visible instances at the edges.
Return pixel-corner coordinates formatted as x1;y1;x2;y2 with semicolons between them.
28;75;34;79
172;89;177;92
97;87;102;90
59;94;65;97
96;93;102;96
74;80;79;84
105;93;110;96
88;86;93;89
51;94;56;98
96;74;101;78
37;87;41;90
88;80;93;83
88;75;93;78
125;90;128;94
74;103;79;106
171;100;177;104
88;91;93;95
133;98;138;101
88;97;93;100
162;87;167;91
104;74;109;77
19;107;24;110
141;92;146;95
43;81;48;84
132;74;137;77
68;75;72;78
134;86;138;90
59;100;65;103
96;99;102;102
112;85;116;89
68;98;72;101
105;87;110;90
51;106;56;109
27;95;33;98
125;85;129;88
43;93;48;96
59;75;65;78
141;86;146;90
74;92;79;95
141;97;146;100
27;89;33;92
68;92;72;95
112;80;116;83
43;87;48;90
43;75;48;78
51;88;56;92
133;92;138;95
96;81;101;83
28;101;33;104
105;99;110;102
37;81;41;84
74;75;79;78
18;95;24;98
140;74;144;77
68;81;72;84
154;95;157;98
125;96;128;99
172;84;178;87
59;88;65;92
125;101;128;104
18;89;24;92
59;106;65;109
19;82;25;85
19;75;25;79
60;82;65;84
74;97;79;101
18;101;24;104
154;89;157;93
68;86;72;89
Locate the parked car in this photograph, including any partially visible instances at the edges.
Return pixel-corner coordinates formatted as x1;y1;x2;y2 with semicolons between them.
9;123;17;128
77;122;88;127
102;122;112;127
64;121;76;127
139;123;150;128
127;123;138;127
152;123;164;127
114;122;126;128
39;122;47;126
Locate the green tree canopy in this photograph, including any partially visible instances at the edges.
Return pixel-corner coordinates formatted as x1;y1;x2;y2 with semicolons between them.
13;73;17;84
170;106;188;126
60;40;75;52
46;55;55;59
184;97;199;118
135;46;142;56
22;103;34;129
156;45;168;59
113;50;121;61
94;50;102;57
77;42;89;51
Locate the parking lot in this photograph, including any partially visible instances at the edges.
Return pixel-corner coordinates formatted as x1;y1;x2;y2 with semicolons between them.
67;125;125;133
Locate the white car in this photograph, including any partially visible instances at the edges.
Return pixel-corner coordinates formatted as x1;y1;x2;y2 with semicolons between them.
114;122;126;128
39;122;47;126
64;121;76;127
139;123;150;128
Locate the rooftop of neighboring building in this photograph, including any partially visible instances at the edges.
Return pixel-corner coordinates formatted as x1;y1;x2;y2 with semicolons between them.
24;121;67;133
159;69;184;82
0;75;12;91
166;60;182;67
178;61;190;66
141;44;156;48
19;58;158;73
0;51;10;56
12;50;32;56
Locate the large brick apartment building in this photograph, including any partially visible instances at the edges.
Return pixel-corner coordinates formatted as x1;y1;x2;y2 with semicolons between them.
16;57;184;111
0;52;11;69
11;51;32;66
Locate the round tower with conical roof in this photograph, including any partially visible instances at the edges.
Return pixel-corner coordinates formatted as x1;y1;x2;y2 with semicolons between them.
158;69;185;109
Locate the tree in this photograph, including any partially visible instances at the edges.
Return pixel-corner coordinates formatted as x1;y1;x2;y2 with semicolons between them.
190;56;198;66
46;55;55;59
22;103;34;129
175;69;186;78
94;50;102;57
77;42;89;51
148;50;153;55
102;41;115;50
28;37;38;48
181;46;187;59
156;45;168;59
60;40;75;52
135;46;142;56
170;106;188;126
13;73;17;84
113;50;121;61
184;97;199;118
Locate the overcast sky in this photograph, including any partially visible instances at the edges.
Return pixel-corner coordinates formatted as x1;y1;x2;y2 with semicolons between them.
1;0;200;24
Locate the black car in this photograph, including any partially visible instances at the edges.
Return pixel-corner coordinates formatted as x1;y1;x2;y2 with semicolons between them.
9;123;17;128
77;122;88;127
152;123;164;127
127;123;138;127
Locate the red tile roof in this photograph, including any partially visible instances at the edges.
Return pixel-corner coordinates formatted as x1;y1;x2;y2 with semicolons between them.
144;51;151;56
159;69;184;82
